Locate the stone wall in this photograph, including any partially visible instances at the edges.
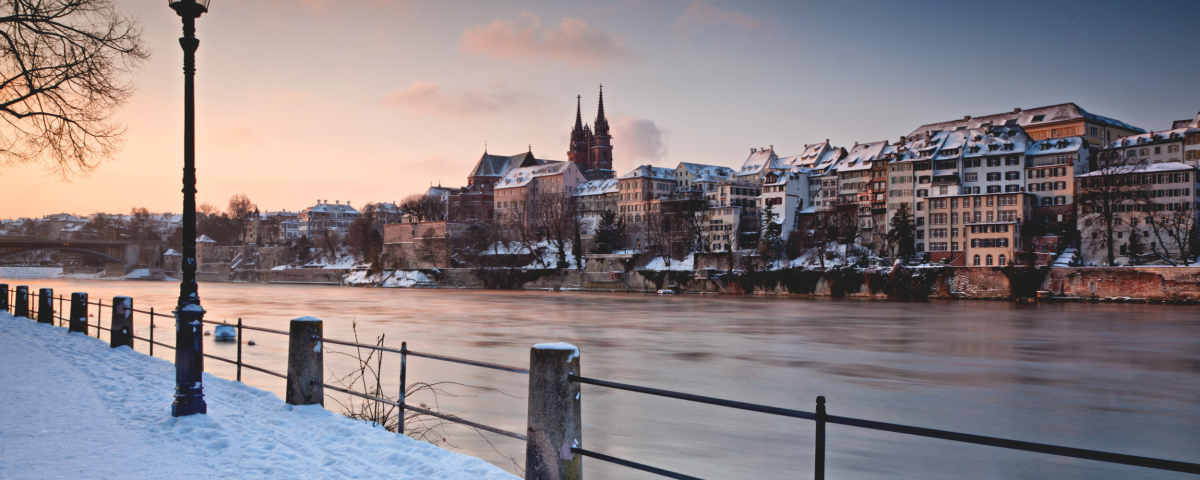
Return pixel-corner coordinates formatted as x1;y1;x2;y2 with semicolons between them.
1046;267;1200;301
231;268;349;284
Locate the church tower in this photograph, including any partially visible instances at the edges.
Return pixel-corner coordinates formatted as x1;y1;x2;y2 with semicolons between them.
589;85;614;177
567;95;590;170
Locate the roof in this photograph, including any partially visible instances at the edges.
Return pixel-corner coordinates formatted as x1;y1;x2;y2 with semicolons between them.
196;235;216;243
812;147;846;173
838;141;888;172
619;165;675;181
573;178;619;197
963;126;1029;157
305;202;360;214
677;162;733;178
1170;112;1200;130
906;103;1144;142
1105;127;1194;149
496;161;573;188
1077;162;1195;177
764;165;811;186
737;146;780;176
468;152;542;178
1028;136;1086;156
163;249;181;256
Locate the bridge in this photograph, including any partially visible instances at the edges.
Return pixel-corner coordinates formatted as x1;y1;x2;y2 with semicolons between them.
0;236;170;266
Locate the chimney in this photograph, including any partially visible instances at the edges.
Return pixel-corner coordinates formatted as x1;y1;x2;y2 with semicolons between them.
751;148;757;153
347;201;351;207
1013;108;1021;114
963;115;971;121
769;145;773;151
336;200;340;205
899;135;907;145
854;141;859;147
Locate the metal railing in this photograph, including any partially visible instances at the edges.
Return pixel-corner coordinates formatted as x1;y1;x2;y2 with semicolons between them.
314;336;528;441
567;375;1200;479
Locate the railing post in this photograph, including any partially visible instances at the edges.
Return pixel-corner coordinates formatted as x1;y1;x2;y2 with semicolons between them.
110;296;133;348
815;396;826;480
286;316;323;406
37;288;54;324
14;285;29;318
236;318;243;382
525;343;581;480
149;307;155;357
69;293;89;334
96;299;103;338
58;294;64;326
0;284;8;313
399;341;407;434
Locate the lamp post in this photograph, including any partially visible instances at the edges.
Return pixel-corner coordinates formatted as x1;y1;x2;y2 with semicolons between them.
169;0;211;417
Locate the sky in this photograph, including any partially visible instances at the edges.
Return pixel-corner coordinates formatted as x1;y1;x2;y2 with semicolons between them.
4;0;1200;219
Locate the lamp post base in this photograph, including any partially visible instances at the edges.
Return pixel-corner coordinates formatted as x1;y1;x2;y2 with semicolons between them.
172;303;208;417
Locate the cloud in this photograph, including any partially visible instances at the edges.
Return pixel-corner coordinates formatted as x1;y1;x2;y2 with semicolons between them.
611;114;669;171
458;12;629;66
382;81;543;118
212;124;259;145
675;1;774;39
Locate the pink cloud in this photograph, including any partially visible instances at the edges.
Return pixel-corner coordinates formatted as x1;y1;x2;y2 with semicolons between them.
675;1;774;39
611;114;670;172
382;81;543;118
458;12;628;67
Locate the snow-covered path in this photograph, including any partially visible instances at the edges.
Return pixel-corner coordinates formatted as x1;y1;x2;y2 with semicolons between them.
0;312;518;480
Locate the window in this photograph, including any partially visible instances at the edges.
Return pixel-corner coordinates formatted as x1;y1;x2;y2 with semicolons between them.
917;230;924;239
999;255;1007;266
986;255;994;266
987;185;1001;193
987;172;1001;181
931;242;948;251
1005;171;1020;180
973;255;981;266
932;229;948;239
931;199;947;209
1005;185;1021;192
965;172;978;182
932;213;948;225
1089;126;1099;137
1006;156;1021;166
963;212;972;224
1055;196;1066;205
917;217;925;226
939;186;948;195
987;158;1001;167
1031;115;1045;122
1155;147;1162;155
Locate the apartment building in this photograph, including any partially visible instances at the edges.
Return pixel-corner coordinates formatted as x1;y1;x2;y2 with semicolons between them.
573;178;619;234
918;191;1035;266
760;166;811;239
1077;163;1200;265
906;103;1143;154
674;162;733;191
493;161;585;228
299;200;360;237
1025;137;1090;231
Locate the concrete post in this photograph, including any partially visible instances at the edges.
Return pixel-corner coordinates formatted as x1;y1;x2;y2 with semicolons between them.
525;343;582;480
37;288;54;324
14;286;29;318
110;296;133;348
285;317;323;406
0;284;8;313
69;293;89;334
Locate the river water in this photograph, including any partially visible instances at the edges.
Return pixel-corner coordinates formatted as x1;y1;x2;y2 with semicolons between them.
2;277;1198;479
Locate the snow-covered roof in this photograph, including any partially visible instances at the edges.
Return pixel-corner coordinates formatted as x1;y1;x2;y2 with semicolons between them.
619;165;675;181
196;235;216;243
963;126;1029;157
496;161;573;189
1170;112;1200;130
1077;162;1195;177
812;147;846;173
573;178;619;197
838;141;888;172
764;165;811;186
737;146;779;176
907;103;1144;142
1029;136;1086;156
468;151;541;178
1106;127;1194;149
305;202;360;215
677;162;733;178
163;249;181;256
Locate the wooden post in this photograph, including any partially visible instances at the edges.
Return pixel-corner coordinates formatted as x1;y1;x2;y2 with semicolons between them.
69;293;89;334
110;296;133;348
0;284;8;313
815;396;826;480
525;343;581;480
286;317;323;406
14;286;29;318
37;288;54;324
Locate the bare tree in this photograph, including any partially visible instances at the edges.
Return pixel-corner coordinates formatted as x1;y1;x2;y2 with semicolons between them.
1077;150;1148;266
536;194;578;268
197;202;219;218
0;0;148;178
400;193;447;223
227;193;255;243
1144;202;1198;266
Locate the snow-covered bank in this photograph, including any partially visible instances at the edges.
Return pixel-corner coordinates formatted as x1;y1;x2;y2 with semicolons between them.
0;266;104;279
0;311;518;480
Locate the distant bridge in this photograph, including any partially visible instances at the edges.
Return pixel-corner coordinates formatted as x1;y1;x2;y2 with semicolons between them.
0;237;169;266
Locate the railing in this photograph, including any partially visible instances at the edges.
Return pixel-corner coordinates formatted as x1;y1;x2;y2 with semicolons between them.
3;283;1199;479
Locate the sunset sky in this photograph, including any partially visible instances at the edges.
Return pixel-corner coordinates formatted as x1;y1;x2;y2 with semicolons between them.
3;0;1199;218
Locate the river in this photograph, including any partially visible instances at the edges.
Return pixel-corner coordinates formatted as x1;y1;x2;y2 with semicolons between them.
2;277;1197;479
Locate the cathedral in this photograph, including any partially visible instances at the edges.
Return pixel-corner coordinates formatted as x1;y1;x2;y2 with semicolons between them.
568;86;615;181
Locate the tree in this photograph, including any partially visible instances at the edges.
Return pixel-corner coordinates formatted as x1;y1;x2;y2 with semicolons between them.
535;194;578;269
0;0;148;178
886;203;916;261
1077;150;1148;266
197;202;219;218
227;193;256;243
123;207;152;240
736;207;761;252
1144;205;1197;266
1126;217;1145;263
293;235;312;265
756;206;784;264
399;193;447;223
82;213;115;239
347;203;384;272
592;210;624;254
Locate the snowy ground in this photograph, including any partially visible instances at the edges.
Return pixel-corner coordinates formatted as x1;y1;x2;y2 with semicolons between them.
0;311;518;480
0;266;104;279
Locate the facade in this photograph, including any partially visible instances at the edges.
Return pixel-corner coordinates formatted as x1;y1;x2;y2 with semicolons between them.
567;87;615;181
1077;162;1200;266
674;162;733;191
456;151;543;221
1103;128;1190;166
617;165;677;248
573;178;619;234
760;166;811;239
836;141;889;246
917;191;1035;265
494;161;586;227
298;200;360;237
247;210;301;244
1025;137;1090;232
382;221;472;269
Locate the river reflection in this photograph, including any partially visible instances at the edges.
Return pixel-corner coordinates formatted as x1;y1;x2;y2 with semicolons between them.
4;277;1198;479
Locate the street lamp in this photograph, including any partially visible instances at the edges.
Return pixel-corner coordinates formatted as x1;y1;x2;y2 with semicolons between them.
169;0;211;417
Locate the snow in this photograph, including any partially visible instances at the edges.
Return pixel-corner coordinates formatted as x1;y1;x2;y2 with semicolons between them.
0;266;104;279
1053;247;1077;267
641;255;695;271
344;270;434;288
0;311;518;480
533;342;579;362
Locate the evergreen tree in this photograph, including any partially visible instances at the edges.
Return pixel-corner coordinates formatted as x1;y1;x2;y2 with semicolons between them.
886;203;916;261
592;210;624;254
1126;219;1144;264
756;206;784;262
573;226;584;269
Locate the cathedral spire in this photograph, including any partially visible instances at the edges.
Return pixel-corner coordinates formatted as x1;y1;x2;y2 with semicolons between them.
594;84;609;136
574;95;583;131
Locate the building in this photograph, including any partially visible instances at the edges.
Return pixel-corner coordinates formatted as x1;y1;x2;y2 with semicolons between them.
760;166;811;239
906;103;1143;155
1025;136;1090;232
298;200;360;237
573;178;619;234
836;141;889;246
1103;128;1190;166
382;221;472;269
247;210;300;244
616;165;677;248
1077;162;1199;266
567;87;615;181
456;150;547;221
494;161;586;228
674;162;733;191
918;191;1036;266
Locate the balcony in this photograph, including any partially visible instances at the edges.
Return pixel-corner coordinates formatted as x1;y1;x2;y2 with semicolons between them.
932;175;960;186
